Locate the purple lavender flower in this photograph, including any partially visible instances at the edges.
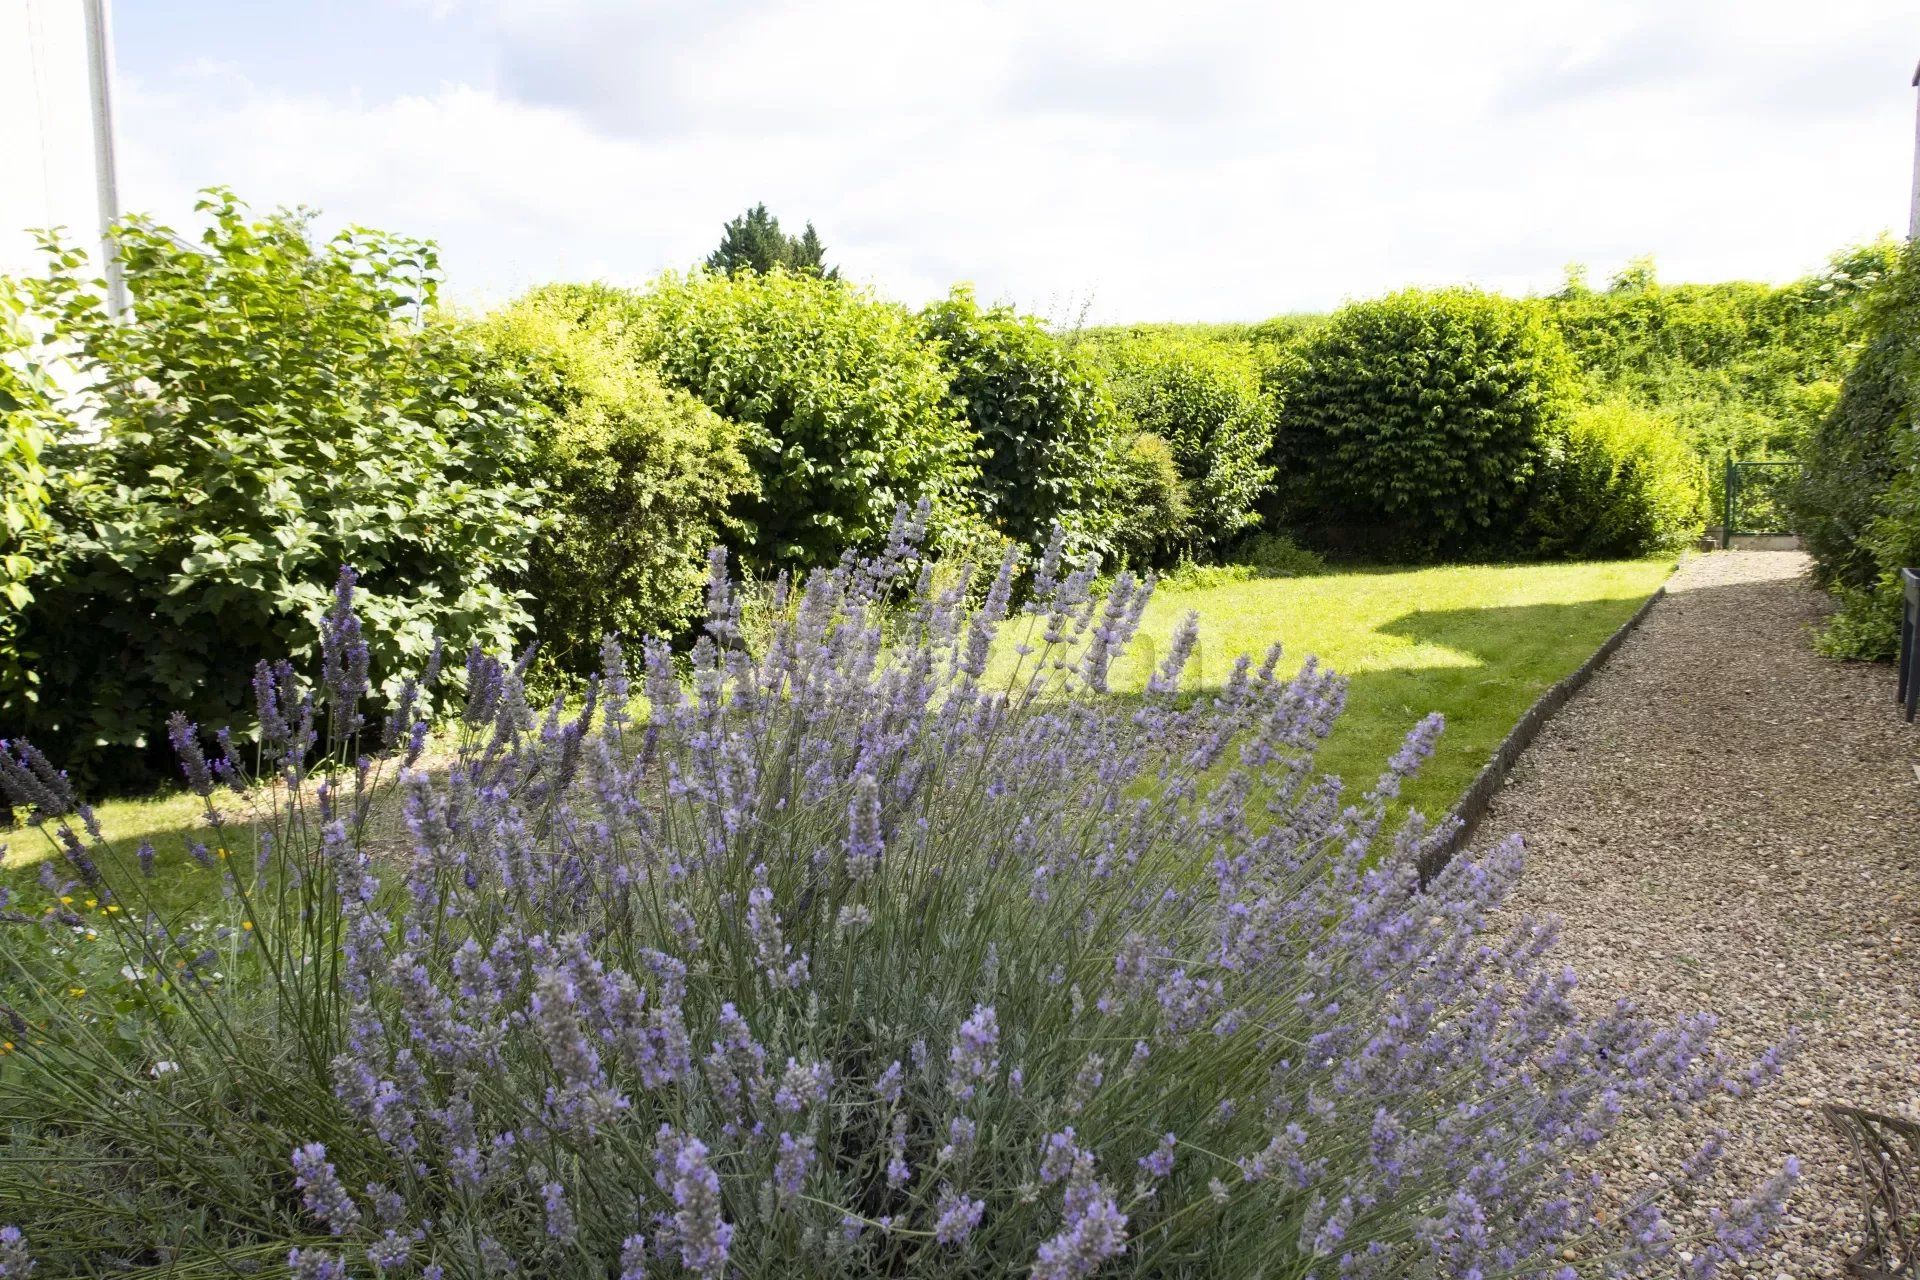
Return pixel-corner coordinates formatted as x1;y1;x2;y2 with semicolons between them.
286;1247;347;1280
654;1127;732;1278
1137;1133;1177;1181
1032;1183;1128;1279
774;1058;832;1115
941;1115;977;1164
745;865;808;990
542;1180;576;1243
874;1060;904;1106
845;772;883;879
0;508;1800;1277
947;1004;999;1100
619;1234;648;1280
290;1143;362;1235
319;566;372;732
1039;1130;1088;1186
0;740;74;818
772;1132;814;1200
367;1229;413;1273
0;1227;30;1279
932;1187;985;1246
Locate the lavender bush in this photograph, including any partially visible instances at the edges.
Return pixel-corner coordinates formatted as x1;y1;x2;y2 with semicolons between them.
0;510;1791;1277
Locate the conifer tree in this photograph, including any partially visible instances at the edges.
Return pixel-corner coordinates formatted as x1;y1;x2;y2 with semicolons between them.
706;204;837;278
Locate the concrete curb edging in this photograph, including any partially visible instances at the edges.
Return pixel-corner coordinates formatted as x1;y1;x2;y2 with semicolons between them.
1417;580;1671;886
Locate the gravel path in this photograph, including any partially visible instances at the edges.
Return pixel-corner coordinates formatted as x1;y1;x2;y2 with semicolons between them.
1476;551;1920;1278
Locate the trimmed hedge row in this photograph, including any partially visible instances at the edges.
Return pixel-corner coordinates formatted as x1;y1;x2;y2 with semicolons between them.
1;194;1722;781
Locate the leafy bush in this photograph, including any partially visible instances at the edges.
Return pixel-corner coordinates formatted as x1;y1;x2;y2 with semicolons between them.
1277;289;1577;558
917;287;1131;553
628;271;982;571
0;537;1792;1276
1525;398;1704;558
1232;530;1328;576
1108;431;1189;566
1792;239;1920;659
6;191;539;783
1157;533;1326;593
475;297;755;676
1088;334;1276;551
0;283;60;712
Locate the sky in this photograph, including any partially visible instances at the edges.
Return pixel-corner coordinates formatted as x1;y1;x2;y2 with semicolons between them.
101;0;1920;323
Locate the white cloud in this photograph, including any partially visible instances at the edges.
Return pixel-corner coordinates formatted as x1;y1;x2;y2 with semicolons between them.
108;0;1917;321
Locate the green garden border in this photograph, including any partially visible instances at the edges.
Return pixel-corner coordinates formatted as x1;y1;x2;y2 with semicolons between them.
1417;577;1673;886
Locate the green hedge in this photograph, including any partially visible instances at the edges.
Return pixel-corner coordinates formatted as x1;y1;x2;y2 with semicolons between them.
1525;398;1704;558
0;284;58;713
6;192;540;784
1792;239;1920;659
476;296;756;675
628;270;983;572
1546;245;1894;518
917;287;1130;554
1276;288;1577;558
1087;333;1276;553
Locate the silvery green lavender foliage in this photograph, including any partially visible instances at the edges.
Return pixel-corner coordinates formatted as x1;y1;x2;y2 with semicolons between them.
0;509;1793;1278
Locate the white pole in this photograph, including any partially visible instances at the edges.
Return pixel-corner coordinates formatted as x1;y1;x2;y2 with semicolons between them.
1911;60;1920;241
81;0;124;314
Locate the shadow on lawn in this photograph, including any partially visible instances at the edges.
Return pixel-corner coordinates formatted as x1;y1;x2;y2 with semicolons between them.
1338;594;1653;723
1373;595;1651;666
1318;594;1656;816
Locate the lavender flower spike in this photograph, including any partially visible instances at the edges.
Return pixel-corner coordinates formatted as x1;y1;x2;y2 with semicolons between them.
290;1142;362;1235
0;1227;32;1278
656;1127;732;1278
948;1004;1000;1100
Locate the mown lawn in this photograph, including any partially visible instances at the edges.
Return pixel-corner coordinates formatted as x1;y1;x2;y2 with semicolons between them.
2;554;1676;919
1118;555;1677;819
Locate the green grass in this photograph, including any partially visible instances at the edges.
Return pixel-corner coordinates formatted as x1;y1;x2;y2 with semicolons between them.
3;555;1675;922
1114;555;1677;818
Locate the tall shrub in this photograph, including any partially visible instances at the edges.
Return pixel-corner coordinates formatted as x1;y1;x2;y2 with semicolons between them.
1109;432;1190;565
629;270;982;571
8;191;540;782
1089;334;1276;551
917;287;1131;554
1525;398;1704;558
0;283;60;712
1792;239;1920;658
0;536;1792;1276
476;297;755;675
1277;289;1576;558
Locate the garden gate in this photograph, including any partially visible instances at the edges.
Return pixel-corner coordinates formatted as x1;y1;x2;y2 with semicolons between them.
1722;457;1803;544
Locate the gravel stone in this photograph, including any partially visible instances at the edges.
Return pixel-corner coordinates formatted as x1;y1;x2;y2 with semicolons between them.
1478;551;1920;1277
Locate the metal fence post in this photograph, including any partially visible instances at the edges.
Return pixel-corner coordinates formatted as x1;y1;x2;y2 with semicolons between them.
1723;455;1735;548
1902;568;1918;722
